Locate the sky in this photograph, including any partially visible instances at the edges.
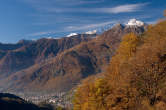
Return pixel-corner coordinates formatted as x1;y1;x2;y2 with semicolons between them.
0;0;165;43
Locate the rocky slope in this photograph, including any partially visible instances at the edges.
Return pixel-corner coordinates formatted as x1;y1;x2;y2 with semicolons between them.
0;34;95;77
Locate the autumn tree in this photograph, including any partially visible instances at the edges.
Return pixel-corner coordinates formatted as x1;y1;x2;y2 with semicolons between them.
127;20;166;110
164;10;166;17
73;33;141;110
106;33;141;86
73;13;166;110
73;77;110;110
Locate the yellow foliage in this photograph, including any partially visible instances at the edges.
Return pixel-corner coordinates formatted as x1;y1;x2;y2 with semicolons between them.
117;33;140;60
73;16;166;110
73;78;110;110
164;10;166;17
73;32;141;110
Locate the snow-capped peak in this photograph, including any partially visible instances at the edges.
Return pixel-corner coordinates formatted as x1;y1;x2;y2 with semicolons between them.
45;37;59;39
66;33;78;37
126;19;144;27
46;37;54;39
85;30;97;34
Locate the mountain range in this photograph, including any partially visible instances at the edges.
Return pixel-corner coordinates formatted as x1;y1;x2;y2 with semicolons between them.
0;20;147;92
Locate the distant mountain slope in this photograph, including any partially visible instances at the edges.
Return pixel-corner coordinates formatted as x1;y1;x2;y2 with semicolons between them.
3;24;147;92
0;34;95;77
0;40;33;60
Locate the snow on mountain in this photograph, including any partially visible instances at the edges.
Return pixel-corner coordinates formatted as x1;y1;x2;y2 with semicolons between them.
85;30;97;34
46;37;54;39
30;19;146;41
45;37;60;39
66;33;78;37
126;19;144;27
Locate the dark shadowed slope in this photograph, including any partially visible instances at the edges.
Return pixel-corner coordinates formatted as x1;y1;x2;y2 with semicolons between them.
0;93;41;110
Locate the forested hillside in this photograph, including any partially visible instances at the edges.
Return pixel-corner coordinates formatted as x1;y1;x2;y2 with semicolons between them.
73;16;166;110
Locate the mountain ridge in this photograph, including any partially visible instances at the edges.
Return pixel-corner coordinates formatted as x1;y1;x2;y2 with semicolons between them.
0;23;147;92
0;34;95;77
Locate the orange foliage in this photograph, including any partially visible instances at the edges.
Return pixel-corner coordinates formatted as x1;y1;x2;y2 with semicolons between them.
73;16;166;110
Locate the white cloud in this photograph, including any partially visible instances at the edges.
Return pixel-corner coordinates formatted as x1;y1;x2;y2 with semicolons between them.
26;21;116;37
65;21;115;31
21;0;149;14
20;1;150;38
37;3;149;14
27;31;54;37
21;0;104;7
97;3;149;13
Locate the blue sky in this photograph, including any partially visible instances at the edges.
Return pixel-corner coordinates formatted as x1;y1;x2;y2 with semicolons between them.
0;0;165;43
